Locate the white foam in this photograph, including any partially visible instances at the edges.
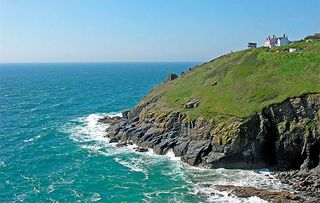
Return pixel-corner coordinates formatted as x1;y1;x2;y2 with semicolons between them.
30;107;38;112
67;112;110;144
48;184;55;194
247;196;268;203
62;112;291;202
165;149;181;161
90;193;101;202
114;157;145;173
23;134;42;143
81;145;102;151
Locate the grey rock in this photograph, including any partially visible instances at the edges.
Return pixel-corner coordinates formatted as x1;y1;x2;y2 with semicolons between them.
182;140;211;166
168;73;178;81
184;101;199;109
116;142;127;147
135;147;148;152
109;137;118;143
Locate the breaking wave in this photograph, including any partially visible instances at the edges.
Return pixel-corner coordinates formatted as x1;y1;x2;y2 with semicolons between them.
62;112;290;202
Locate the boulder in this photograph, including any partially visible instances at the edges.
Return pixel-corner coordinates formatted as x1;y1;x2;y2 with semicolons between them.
168;73;178;81
184;101;199;109
116;142;127;147
211;82;218;86
109;137;118;143
135;147;148;152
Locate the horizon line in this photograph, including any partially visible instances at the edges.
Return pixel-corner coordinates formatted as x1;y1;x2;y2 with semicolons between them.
0;61;203;64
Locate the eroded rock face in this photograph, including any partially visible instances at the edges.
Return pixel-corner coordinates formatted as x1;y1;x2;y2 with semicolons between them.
102;93;320;171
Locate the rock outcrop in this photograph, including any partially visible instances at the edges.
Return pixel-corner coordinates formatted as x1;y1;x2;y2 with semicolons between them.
184;101;199;109
100;93;320;199
213;185;300;202
167;73;178;81
101;93;320;171
275;167;320;197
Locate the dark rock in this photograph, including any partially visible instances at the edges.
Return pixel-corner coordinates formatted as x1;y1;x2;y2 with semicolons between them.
214;185;300;202
172;138;189;156
184;101;199;109
98;116;121;124
211;82;218;86
132;116;140;123
182;140;211;166
116;142;127;147
109;137;118;143
135;147;148;152
168;73;178;81
122;110;130;119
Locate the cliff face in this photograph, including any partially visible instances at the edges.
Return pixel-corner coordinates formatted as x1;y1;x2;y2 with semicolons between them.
99;42;320;199
103;93;320;171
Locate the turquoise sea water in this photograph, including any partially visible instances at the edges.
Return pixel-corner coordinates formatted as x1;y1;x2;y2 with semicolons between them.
1;63;286;202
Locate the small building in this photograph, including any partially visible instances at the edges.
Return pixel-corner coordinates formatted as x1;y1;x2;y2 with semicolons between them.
264;35;278;48
248;42;257;49
277;34;290;47
289;48;301;53
264;34;290;48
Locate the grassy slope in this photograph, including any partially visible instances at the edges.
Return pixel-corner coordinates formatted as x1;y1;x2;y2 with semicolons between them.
151;41;320;119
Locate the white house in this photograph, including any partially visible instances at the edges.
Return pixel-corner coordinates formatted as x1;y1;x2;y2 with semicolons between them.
264;35;278;48
277;34;290;47
264;34;290;48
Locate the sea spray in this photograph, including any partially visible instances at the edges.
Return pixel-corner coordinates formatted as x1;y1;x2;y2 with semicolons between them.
63;112;290;202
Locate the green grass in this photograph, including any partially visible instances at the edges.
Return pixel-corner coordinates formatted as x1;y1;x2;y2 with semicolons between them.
154;41;320;119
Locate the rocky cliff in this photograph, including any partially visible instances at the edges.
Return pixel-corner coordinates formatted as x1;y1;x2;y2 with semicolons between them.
100;42;320;199
102;92;320;171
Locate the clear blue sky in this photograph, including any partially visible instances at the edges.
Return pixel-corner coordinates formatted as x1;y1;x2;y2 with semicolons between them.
0;0;319;63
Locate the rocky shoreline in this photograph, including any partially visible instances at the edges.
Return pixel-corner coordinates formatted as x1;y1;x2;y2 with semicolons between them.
274;168;320;199
99;92;320;201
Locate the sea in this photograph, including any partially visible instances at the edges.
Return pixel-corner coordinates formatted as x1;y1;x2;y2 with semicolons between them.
0;63;287;202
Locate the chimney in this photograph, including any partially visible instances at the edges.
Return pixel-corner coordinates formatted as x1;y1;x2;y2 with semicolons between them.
283;34;285;38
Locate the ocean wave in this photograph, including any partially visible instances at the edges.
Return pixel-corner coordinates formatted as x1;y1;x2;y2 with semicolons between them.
114;157;147;174
62;112;289;202
23;134;42;143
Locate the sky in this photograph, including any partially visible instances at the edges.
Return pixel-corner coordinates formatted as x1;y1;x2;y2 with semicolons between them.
0;0;319;63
